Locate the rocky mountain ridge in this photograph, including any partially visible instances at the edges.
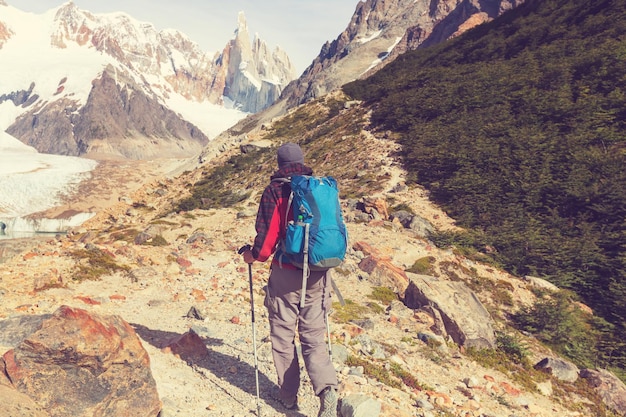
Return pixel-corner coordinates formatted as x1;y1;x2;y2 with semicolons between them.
280;0;524;108
0;2;295;159
1;94;624;417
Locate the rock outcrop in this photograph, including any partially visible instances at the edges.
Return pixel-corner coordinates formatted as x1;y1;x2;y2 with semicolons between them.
353;240;497;349
403;273;497;349
580;368;626;417
44;3;294;112
220;12;296;113
7;69;209;158
534;357;579;382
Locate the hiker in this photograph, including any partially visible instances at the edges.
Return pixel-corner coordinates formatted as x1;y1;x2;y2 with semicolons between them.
241;142;339;416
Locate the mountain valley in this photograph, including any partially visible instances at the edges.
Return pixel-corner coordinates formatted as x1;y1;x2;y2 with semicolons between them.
2;0;626;416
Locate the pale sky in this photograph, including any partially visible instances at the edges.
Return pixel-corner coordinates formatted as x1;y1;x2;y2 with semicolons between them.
5;0;359;75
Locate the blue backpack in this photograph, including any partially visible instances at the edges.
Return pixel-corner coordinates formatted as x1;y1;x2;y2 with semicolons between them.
283;175;348;268
277;175;348;306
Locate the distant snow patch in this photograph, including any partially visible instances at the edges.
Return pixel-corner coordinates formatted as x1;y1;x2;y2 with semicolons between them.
360;36;403;76
163;93;248;139
358;30;382;44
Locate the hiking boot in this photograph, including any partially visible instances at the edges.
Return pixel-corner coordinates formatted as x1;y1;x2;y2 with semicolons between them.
271;386;298;410
317;387;338;417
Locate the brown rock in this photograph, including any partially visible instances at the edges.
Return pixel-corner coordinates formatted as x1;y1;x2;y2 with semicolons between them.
164;329;209;362
499;381;521;397
1;306;161;417
0;384;50;417
359;256;409;295
357;253;410;297
191;288;207;301
177;257;192;269
363;197;389;220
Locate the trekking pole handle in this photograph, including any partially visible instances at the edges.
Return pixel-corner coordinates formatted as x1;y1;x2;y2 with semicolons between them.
238;244;252;255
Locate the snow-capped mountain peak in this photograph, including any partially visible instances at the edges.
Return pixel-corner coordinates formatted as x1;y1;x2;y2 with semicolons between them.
0;2;295;159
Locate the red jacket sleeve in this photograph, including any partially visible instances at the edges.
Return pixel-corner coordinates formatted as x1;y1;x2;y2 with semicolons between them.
252;183;288;262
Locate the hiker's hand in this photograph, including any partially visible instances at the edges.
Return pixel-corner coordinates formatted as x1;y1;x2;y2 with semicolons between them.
242;249;255;264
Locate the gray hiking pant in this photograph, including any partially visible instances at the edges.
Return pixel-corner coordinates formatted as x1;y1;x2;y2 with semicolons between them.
264;265;338;397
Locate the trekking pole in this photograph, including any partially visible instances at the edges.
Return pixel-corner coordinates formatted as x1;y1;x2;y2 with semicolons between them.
325;310;333;362
325;270;344;363
238;244;262;417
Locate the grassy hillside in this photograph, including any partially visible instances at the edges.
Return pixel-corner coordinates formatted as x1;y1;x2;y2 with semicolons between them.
343;0;626;376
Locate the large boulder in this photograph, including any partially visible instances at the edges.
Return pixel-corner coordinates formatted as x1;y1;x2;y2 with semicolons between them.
580;368;626;416
403;273;496;349
0;305;161;417
534;357;579;382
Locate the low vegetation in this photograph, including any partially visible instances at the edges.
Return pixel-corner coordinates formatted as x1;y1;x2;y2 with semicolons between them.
345;355;428;392
511;290;613;370
367;286;398;305
70;247;130;282
176;149;266;212
331;299;371;324
176;93;391;215
406;256;437;275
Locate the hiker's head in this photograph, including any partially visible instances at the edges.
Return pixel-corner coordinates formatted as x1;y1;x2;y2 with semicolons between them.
277;142;304;168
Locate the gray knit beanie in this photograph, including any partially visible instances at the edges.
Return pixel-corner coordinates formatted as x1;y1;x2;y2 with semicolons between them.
277;142;304;168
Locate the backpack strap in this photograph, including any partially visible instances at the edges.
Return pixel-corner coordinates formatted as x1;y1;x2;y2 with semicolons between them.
272;177;293;237
329;271;345;307
299;222;310;308
272;177;292;270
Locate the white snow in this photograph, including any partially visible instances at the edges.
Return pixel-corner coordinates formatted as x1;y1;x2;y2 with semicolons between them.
163;93;248;139
0;3;248;141
360;36;403;76
239;61;263;90
0;5;114;109
358;30;382;44
0;130;97;237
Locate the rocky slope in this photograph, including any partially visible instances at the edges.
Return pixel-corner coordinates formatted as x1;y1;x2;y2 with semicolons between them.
0;94;621;417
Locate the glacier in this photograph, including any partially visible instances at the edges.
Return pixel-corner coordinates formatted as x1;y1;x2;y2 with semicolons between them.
0;129;97;238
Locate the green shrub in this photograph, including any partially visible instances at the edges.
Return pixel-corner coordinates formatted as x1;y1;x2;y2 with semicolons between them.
368;286;398;305
176;150;264;211
70;248;130;282
511;290;600;368
366;302;385;314
406;256;436;275
108;228;140;243
332;299;370;323
389;362;428;391
495;332;529;366
345;355;402;389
